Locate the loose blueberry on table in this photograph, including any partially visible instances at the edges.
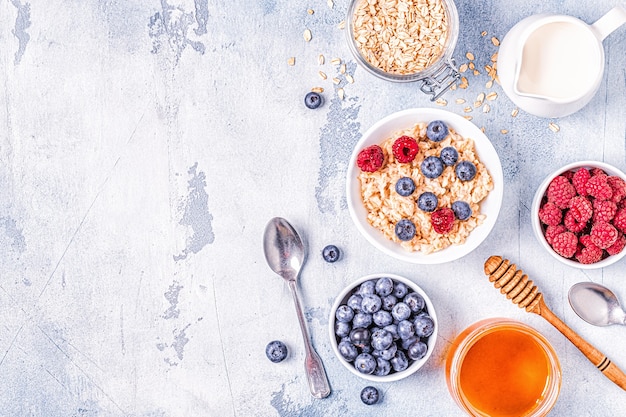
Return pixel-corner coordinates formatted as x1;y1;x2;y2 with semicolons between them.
322;244;341;263
265;340;288;363
360;386;380;405
304;91;323;109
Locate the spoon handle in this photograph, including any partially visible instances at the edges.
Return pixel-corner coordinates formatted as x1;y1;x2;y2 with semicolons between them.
538;299;626;391
288;280;331;399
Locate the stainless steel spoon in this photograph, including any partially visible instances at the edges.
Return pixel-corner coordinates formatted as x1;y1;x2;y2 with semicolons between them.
263;217;331;399
568;282;626;326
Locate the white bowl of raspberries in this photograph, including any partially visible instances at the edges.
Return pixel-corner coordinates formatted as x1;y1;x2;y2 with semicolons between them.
329;274;438;382
532;161;626;268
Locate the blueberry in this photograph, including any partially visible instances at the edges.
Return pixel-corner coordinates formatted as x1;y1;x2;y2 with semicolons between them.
401;335;419;350
421;156;444;179
417;192;438;212
338;340;359;362
390;350;409;372
395;177;416;197
377;342;397;360
440;146;458;166
456;161;477;181
304;91;323;109
397;320;415;340
392;282;408;299
355;353;377;374
349;328;371;348
381;294;398;311
407;341;428;361
359;280;376;295
361;294;382;314
322;244;341;263
391;302;411;321
383;324;399;340
360;386;380;405
404;292;425;313
452;201;472;220
371;329;393;351
375;277;394;297
352;312;373;329
347;294;363;312
395;219;416;241
414;314;435;338
335;305;354;322
373;310;393;327
426;120;449;142
265;340;288;363
373;358;391;377
335;321;351;338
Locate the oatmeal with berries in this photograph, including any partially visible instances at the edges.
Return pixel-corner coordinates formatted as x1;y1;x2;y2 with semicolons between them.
356;120;493;254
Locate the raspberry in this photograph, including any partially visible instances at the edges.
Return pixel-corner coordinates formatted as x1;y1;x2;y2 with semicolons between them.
607;176;626;203
564;210;587;233
590;221;619;249
613;208;626;233
392;135;419;163
544;225;566;245
551;231;578;258
578;234;594;247
592;199;617;223
431;207;455;234
606;235;626;256
591;168;607;177
576;243;604;264
538;202;563;226
357;145;385;172
572;168;591;196
568;196;592;223
546;176;576;209
585;174;613;200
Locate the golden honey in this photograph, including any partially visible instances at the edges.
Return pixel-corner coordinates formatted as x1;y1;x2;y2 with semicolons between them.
446;319;561;417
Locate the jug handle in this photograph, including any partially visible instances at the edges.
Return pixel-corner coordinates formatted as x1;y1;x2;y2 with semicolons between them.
591;5;626;41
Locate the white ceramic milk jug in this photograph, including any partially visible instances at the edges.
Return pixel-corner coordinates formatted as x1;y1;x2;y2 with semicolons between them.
497;6;626;118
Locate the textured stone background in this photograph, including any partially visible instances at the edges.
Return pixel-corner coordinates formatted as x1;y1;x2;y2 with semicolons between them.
1;0;625;416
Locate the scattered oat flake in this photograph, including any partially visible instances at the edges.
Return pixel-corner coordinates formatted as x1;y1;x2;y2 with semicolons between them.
476;92;485;102
483;104;491;113
485;80;494;89
486;92;498;101
491;37;500;46
469;62;475;70
319;71;327;80
473;69;480;76
288;57;295;66
466;52;475;61
501;129;508;134
481;30;488;36
318;54;325;65
332;77;340;84
491;52;498;62
311;87;324;93
340;64;346;74
464;116;473;121
338;88;344;100
436;98;447;106
327;0;334;8
338;20;345;29
481;127;486;133
304;29;312;42
463;106;473;113
307;8;314;14
331;58;341;65
511;108;519;117
455;98;466;104
459;63;468;73
473;101;482;108
459;77;469;89
549;123;560;132
346;74;354;83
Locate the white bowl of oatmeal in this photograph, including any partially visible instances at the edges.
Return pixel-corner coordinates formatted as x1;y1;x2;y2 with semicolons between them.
346;108;503;264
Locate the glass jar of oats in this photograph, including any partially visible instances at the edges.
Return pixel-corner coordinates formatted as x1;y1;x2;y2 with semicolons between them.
346;0;460;100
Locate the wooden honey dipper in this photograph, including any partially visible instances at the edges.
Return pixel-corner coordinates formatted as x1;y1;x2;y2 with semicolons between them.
484;255;626;391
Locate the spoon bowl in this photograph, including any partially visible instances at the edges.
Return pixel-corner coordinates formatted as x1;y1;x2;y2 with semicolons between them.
263;217;331;399
568;282;626;327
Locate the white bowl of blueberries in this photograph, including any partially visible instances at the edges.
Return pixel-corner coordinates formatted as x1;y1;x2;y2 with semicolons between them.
329;273;438;382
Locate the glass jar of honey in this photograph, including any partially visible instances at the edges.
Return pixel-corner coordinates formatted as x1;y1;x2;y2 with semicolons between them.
446;318;561;417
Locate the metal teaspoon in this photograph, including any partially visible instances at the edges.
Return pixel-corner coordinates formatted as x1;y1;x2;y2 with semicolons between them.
568;282;626;326
263;217;331;399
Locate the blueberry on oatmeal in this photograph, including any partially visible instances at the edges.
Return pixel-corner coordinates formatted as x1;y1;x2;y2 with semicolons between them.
452;201;472;220
417;192;438;212
426;120;449;142
440;146;459;166
395;219;416;241
455;161;477;181
421;156;444;179
395;177;416;196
